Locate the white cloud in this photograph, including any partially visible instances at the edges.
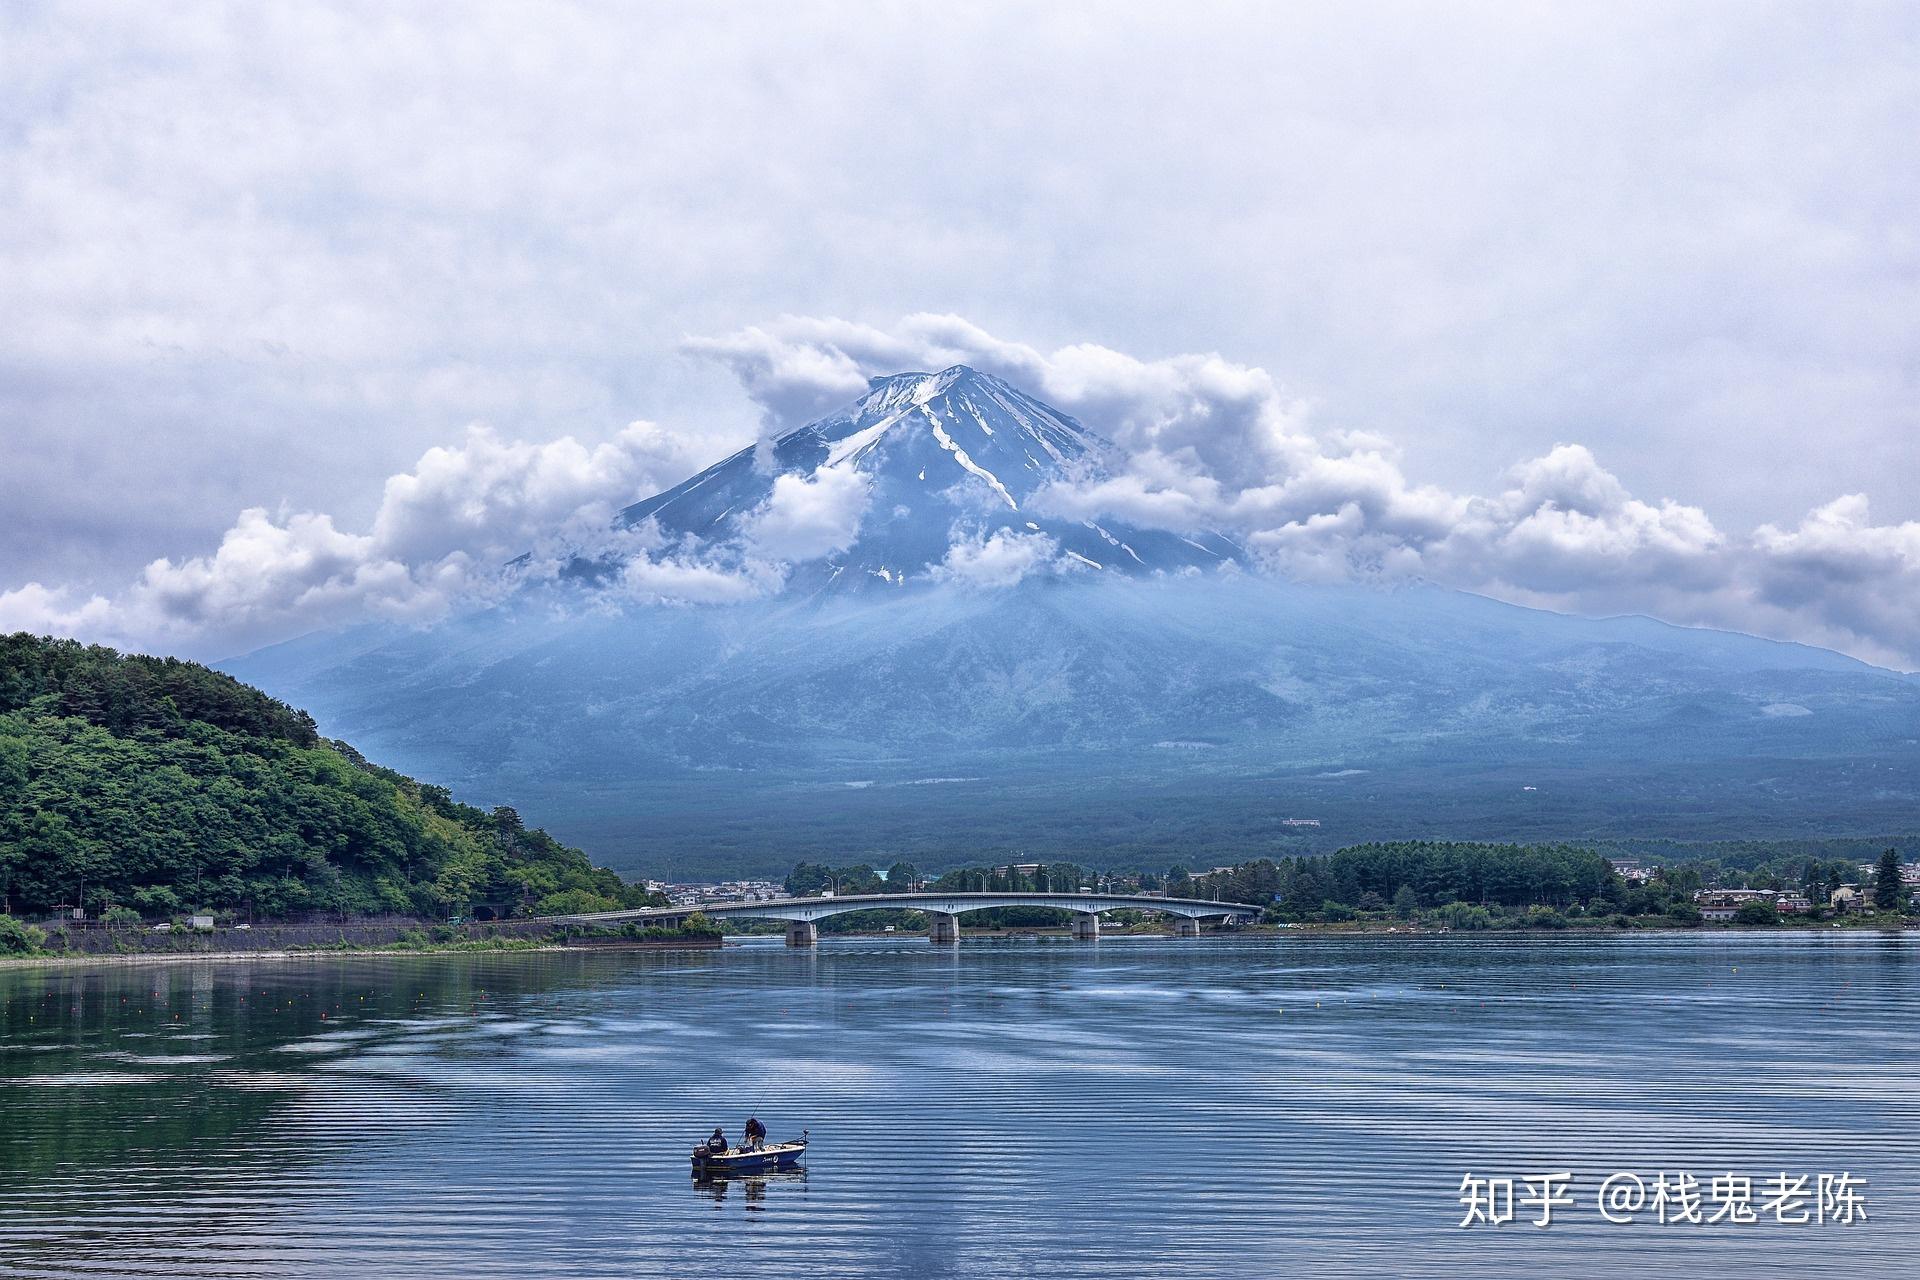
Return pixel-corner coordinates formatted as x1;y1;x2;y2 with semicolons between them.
742;463;871;562
0;419;749;654
1746;495;1920;667
680;323;881;437
130;508;423;636
1423;445;1726;594
934;529;1075;589
370;421;705;567
618;552;782;606
0;582;115;638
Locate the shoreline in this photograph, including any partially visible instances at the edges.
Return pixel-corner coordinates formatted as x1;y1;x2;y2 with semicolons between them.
6;919;1911;970
0;937;723;971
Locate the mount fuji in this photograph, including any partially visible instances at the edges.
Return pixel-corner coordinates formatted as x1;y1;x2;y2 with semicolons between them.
599;364;1238;588
226;371;1920;879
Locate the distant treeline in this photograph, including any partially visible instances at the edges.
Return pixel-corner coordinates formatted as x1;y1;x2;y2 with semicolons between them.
0;634;661;922
1274;841;1615;911
629;780;1920;886
1593;835;1918;870
781;838;1911;929
788;843;1617;910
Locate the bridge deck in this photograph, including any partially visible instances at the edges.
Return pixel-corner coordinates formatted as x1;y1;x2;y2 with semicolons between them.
542;890;1263;927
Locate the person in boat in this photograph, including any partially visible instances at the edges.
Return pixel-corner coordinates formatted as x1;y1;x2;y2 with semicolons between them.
743;1117;767;1151
706;1127;728;1154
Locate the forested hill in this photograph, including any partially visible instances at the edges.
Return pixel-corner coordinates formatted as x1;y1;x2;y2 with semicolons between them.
0;633;658;921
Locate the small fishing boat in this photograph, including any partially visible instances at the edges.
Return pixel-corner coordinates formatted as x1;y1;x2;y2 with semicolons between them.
690;1132;808;1177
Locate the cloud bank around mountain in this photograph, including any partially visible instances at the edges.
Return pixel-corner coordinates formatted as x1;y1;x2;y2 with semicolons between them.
4;313;1918;670
688;314;1920;669
1;419;726;654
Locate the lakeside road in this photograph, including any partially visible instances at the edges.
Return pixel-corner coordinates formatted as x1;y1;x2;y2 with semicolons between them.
0;938;723;971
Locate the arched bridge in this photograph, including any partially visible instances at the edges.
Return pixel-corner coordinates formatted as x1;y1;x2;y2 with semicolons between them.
549;891;1263;946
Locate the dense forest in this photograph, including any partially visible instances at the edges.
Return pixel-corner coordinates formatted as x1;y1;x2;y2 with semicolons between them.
0;634;660;922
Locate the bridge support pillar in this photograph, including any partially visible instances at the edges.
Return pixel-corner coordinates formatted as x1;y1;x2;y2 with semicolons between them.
927;912;961;945
1173;917;1203;938
786;920;818;948
1071;913;1101;940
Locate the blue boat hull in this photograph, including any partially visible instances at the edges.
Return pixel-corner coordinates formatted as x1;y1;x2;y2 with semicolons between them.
690;1140;806;1176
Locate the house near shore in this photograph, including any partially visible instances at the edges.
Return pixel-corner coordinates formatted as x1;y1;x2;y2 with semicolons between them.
1693;888;1811;920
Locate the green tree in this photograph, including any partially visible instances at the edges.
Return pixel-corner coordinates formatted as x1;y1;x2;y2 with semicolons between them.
1733;899;1779;926
1391;885;1419;919
1874;848;1902;912
535;888;622;916
835;864;885;895
1665;901;1703;925
785;863;833;896
1439;901;1495;930
0;914;45;955
1802;859;1826;904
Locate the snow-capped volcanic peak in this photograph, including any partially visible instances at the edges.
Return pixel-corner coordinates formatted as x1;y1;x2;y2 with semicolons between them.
614;365;1237;585
779;365;1106;502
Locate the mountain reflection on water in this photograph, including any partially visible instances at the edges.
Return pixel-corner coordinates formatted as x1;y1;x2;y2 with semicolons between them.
2;934;1915;1278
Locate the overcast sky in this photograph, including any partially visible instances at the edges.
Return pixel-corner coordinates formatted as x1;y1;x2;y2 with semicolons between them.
2;2;1917;664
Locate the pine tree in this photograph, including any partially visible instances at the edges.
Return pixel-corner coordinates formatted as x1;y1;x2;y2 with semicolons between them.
1874;848;1902;912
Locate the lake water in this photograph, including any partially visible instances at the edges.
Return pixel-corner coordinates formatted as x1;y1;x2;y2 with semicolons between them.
2;932;1915;1278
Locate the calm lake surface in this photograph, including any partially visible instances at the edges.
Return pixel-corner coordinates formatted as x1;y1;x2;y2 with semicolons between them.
2;932;1915;1278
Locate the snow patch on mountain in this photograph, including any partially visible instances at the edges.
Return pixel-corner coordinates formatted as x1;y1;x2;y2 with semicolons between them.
929;419;1017;509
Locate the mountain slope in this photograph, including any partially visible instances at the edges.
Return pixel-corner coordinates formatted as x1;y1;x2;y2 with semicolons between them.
227;575;1920;879
0;633;653;919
